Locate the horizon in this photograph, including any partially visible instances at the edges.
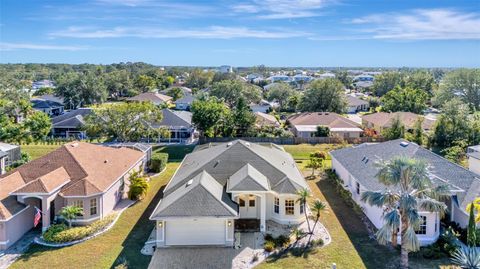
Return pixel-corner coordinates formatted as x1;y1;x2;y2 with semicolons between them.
1;0;479;67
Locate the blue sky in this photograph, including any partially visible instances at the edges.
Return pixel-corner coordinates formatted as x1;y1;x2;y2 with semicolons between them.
0;0;479;67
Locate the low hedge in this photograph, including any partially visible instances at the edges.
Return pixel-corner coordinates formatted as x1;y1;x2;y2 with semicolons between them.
149;152;168;173
43;214;116;243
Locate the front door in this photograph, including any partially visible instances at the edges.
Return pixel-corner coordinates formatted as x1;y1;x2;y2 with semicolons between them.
238;195;257;219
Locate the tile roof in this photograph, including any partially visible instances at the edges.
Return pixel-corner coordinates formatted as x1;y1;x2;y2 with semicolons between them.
362;112;435;130
0;142;145;219
330;139;480;215
127;92;172;104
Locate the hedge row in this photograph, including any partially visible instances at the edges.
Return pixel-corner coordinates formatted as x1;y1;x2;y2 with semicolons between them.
149;152;168;173
43;214;116;243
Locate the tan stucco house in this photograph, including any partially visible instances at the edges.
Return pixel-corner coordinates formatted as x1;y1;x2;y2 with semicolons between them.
0;142;145;250
288;112;363;138
150;140;309;247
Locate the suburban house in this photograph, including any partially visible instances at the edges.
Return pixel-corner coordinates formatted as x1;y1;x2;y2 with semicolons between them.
330;139;480;246
32;80;55;91
31;98;64;117
148;109;197;144
346;95;369;113
362;112;435;133
287;112;363;138
127;92;173;106
250;99;278;113
159;86;193;97
51;108;92;138
150;140;309;247
0;142;145;250
174;95;195;111
467;145;480;175
255;112;280;128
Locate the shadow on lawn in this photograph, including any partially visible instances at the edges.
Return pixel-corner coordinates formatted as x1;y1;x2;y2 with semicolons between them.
112;185;166;269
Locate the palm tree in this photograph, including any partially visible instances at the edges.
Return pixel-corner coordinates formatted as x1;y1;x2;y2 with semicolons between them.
310;199;327;233
60;205;83;228
361;156;448;269
296;188;312;234
451;246;480;269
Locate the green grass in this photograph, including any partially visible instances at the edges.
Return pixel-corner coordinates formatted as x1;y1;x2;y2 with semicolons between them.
20;144;63;160
258;146;453;269
282;144;346;160
11;162;179;269
152;144;195;161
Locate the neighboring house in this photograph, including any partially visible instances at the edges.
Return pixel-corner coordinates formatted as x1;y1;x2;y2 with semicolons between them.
219;65;233;73
318;72;336;79
288;112;363;138
330;139;480;246
150;140;309;247
174;95;195;111
149;109;197;144
250;100;278;113
255;112;280;128
292;75;313;83
0;142;21;169
51;108;92;138
0;142;145;250
354;74;374;82
34;94;64;105
467;145;480;176
267;75;291;83
346;95;369;113
159;86;193;97
32;80;55;90
31;98;64;117
127;92;173;106
353;81;374;89
362;112;435;133
0;151;7;175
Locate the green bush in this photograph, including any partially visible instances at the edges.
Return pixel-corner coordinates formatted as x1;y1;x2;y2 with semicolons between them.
310;238;324;247
264;233;274;242
422;244;446;259
149;152;168;173
264;240;275;252
274;235;291;248
43;214;116;243
127;170;149;201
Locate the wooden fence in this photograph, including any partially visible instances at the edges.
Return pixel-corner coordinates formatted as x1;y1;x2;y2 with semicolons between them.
198;136;385;145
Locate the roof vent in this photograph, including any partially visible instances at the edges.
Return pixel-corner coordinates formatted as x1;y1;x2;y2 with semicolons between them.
245;142;250;147
186;179;193;187
70;142;79;147
104;160;108;163
227;142;233;147
400;141;409;147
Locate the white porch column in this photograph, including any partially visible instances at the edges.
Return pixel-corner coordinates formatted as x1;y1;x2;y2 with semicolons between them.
41;198;50;232
260;193;266;232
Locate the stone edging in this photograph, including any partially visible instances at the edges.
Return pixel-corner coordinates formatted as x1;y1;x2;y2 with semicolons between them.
34;200;135;248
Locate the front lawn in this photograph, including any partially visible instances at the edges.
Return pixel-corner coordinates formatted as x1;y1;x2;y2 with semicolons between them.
11;162;180;269
258;146;454;269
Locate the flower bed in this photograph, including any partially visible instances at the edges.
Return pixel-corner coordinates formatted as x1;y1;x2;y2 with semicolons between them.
43;214;116;243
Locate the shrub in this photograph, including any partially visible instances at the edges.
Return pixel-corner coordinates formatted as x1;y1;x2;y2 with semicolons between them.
264;240;275;252
274;235;291;248
264;233;274;242
128;170;149;200
310;238;324;247
422;244;446;259
149;152;168;173
43;214;116;243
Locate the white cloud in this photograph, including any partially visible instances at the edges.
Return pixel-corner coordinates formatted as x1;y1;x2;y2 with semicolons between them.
0;42;87;51
351;9;480;40
49;26;311;39
232;0;332;19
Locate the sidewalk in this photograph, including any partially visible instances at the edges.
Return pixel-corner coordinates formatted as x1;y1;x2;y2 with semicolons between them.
0;230;39;269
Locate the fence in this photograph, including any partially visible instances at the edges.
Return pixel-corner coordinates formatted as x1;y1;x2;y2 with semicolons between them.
198;136;385;145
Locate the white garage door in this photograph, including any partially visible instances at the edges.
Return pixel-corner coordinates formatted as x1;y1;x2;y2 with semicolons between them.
165;219;226;246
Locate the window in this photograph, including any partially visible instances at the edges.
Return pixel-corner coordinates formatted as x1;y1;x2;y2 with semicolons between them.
249;196;256;207
300;202;304;214
274;197;279;214
239;198;245;207
90;198;97;216
416;216;427;235
285;199;295;215
73;200;83;209
356;182;361;195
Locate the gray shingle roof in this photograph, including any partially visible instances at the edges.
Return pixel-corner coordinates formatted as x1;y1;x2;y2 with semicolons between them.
330;139;480;214
174;95;195;104
52;108;92;128
227;164;269;192
151;170;238;218
151;109;192;128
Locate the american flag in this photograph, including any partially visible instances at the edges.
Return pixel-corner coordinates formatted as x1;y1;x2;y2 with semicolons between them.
34;207;42;227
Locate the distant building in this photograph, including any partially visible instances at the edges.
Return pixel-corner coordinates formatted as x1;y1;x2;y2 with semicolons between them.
346;95;369;113
318;72;336;79
255;112;280;128
159;86;193;97
32;80;55;90
51;108;92;138
249;100;277;113
267;75;291;83
287;112;363;138
219;65;233;73
174;95;195;111
361;112;435;133
292;75;313;83
31;98;64;117
467;145;480;176
149;109;197;144
354;74;374;82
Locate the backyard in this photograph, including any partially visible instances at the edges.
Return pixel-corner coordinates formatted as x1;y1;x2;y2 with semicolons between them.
11;143;455;269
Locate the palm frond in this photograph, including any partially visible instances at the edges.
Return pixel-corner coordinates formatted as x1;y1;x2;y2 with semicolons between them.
383;209;401;230
375;225;392;246
399;194;417;212
451;246;480;269
418;198;447;218
361;190;399;207
403;226;420;252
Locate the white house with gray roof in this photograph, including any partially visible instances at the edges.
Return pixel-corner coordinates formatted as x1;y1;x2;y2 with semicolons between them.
150;140;309;247
330;139;480;246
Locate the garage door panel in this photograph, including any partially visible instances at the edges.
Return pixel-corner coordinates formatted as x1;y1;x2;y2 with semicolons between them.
165;219;225;246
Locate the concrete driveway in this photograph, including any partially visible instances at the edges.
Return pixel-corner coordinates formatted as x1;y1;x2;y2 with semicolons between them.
148;233;262;269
